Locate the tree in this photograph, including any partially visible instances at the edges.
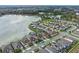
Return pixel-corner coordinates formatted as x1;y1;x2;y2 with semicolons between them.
28;42;33;46
14;48;22;53
0;48;2;53
69;31;71;34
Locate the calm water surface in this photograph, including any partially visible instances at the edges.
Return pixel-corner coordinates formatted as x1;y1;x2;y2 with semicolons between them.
0;15;41;46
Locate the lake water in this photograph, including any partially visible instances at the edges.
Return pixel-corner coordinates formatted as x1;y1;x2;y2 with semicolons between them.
0;15;41;46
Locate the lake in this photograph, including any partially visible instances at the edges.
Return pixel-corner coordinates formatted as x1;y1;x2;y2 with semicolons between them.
0;15;41;46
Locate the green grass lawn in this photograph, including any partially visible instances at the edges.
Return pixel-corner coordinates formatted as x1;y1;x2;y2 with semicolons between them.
68;41;79;53
41;19;54;25
60;40;78;53
29;24;41;33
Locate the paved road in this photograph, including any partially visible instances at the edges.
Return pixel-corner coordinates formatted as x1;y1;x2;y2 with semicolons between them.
23;21;79;53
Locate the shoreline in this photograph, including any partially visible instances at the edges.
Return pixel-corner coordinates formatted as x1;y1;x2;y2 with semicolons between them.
0;15;41;47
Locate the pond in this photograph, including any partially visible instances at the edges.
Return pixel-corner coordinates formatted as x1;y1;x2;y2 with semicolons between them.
0;15;41;46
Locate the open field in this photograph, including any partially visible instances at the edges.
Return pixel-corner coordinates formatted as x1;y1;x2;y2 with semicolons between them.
41;19;54;25
68;41;79;53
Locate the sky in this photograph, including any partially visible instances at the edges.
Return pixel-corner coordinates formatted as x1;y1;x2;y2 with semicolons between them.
0;0;79;5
